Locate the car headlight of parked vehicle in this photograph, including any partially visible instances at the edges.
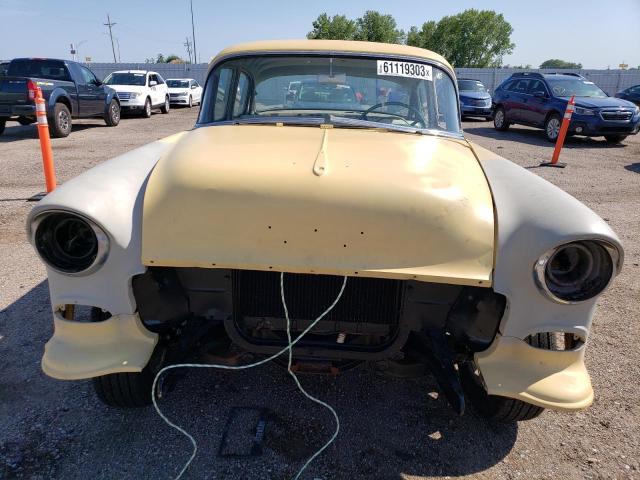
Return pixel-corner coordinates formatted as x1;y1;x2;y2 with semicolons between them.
534;240;619;303
130;92;140;99
30;211;109;275
574;106;596;116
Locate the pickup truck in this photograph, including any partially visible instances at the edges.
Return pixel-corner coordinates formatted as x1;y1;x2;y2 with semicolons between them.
0;58;121;137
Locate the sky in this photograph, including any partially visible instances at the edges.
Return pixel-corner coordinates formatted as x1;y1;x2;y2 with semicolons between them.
1;0;639;69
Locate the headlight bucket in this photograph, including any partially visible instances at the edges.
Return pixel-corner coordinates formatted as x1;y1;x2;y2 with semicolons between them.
30;211;109;276
574;107;595;116
534;241;619;304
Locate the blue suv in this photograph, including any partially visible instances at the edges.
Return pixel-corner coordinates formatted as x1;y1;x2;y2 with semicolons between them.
492;72;640;144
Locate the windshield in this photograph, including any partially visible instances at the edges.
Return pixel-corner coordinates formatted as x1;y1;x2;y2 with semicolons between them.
458;80;485;92
167;79;189;88
103;72;146;86
546;78;607;98
199;55;461;135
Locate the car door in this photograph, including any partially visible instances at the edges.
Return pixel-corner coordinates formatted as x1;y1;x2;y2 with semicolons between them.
191;80;202;103
155;73;168;104
505;79;530;122
521;79;550;126
148;73;160;105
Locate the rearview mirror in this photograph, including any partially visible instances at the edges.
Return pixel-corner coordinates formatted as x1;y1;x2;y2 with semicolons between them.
191;85;197;89
149;80;157;86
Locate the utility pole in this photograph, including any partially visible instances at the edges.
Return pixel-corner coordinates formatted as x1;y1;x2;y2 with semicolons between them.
115;38;121;62
104;14;117;62
184;37;193;64
190;0;197;63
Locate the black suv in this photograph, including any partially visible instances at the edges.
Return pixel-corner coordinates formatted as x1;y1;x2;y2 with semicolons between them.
492;72;640;144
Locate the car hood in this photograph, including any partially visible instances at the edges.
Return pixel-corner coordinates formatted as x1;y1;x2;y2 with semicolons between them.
107;84;147;93
568;96;637;109
459;91;491;100
141;125;495;286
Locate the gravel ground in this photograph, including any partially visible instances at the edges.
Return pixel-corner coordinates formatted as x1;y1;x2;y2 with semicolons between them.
1;109;639;480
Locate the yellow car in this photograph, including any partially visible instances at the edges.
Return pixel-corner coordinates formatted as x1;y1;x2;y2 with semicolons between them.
28;40;623;421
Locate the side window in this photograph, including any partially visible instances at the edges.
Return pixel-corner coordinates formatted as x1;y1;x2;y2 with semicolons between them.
156;74;165;85
502;80;516;92
149;74;158;86
527;80;547;96
80;66;98;86
193;81;200;88
232;72;250;117
213;68;233;121
630;86;640;94
512;79;529;93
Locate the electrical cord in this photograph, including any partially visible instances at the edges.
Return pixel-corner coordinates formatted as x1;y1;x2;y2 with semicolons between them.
152;272;348;479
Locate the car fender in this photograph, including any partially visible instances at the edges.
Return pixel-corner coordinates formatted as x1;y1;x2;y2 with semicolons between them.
27;132;188;315
471;142;623;340
47;87;74;116
103;86;120;114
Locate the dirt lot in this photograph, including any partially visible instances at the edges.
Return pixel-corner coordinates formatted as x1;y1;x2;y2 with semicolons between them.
1;109;638;480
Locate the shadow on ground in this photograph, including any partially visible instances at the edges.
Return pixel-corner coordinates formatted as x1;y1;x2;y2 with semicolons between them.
624;162;640;174
1;281;518;479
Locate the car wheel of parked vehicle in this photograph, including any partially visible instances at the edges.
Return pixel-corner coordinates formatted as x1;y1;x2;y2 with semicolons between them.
544;113;562;143
0;119;5;135
604;135;627;144
92;343;167;407
18;116;34;126
460;333;549;422
161;96;170;114
188;95;193;108
143;98;152;118
104;99;120;127
49;102;72;138
493;107;510;131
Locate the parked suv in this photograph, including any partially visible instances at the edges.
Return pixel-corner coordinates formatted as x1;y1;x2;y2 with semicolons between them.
492;72;640;143
103;70;170;117
458;78;492;120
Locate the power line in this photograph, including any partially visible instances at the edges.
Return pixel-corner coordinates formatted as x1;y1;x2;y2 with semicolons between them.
184;37;193;64
190;0;197;64
104;14;117;63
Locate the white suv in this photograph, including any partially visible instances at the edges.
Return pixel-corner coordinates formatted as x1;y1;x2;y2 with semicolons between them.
103;70;170;117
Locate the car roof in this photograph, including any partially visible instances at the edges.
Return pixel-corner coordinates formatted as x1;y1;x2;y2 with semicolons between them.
112;70;149;74
509;72;584;81
166;78;194;81
210;39;452;72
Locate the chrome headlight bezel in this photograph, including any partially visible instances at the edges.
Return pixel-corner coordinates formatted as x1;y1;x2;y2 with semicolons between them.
534;240;620;304
29;210;110;276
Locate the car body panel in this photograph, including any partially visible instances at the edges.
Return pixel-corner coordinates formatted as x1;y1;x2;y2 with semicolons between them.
42;311;157;380
142;125;495;286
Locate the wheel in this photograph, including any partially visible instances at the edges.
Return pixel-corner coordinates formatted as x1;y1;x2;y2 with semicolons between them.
460;333;550;422
160;95;170;114
92;344;167;408
104;99;120;126
493;106;510;131
18;116;34;126
49;102;72;138
142;97;152;118
188;95;193;108
0;119;5;135
544;113;562;143
604;135;627;144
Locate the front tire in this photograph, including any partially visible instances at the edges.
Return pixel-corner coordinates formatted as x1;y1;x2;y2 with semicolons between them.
0;119;5;135
49;102;72;138
160;96;170;114
604;135;627;144
142;97;152;118
104;99;120;126
493;106;510;131
461;333;550;422
544;113;562;143
92;345;166;408
188;95;193;108
18;116;34;126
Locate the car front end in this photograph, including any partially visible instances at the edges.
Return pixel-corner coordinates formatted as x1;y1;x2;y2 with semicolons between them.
569;103;640;137
168;87;192;105
27;40;624;421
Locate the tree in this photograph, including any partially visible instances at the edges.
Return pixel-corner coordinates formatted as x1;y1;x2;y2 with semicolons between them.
165;54;185;64
307;13;357;40
156;53;166;63
407;9;515;67
540;59;582;69
354;11;404;44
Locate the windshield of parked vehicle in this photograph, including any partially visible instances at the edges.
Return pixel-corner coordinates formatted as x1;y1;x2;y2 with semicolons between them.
103;72;146;86
167;79;190;88
546;78;607;98
458;80;486;92
199;55;461;135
